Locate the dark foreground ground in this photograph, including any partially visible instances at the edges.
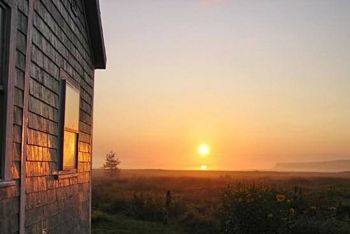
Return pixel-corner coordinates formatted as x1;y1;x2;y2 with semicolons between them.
92;169;350;234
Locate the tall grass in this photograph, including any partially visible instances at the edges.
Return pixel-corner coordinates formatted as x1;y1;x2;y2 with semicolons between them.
92;170;350;234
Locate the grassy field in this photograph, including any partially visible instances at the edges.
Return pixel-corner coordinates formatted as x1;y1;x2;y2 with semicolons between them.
92;212;185;234
92;169;350;234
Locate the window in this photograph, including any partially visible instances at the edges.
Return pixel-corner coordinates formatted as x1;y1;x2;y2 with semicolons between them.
59;78;80;172
0;1;9;178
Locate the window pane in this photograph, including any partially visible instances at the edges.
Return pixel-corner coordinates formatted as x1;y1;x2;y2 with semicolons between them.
64;82;80;130
63;130;77;170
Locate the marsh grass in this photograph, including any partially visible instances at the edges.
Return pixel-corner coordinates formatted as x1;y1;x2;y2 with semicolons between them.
92;170;350;234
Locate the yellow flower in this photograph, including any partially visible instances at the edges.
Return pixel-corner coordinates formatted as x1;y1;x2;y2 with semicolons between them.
276;194;286;202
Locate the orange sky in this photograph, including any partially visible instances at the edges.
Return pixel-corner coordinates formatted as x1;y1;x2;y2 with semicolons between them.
93;0;350;170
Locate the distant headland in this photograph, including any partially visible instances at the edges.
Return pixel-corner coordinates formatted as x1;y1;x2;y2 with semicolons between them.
273;159;350;172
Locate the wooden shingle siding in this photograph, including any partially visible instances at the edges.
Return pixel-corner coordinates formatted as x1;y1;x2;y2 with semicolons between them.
1;0;102;232
24;0;94;233
18;0;29;16
0;0;28;232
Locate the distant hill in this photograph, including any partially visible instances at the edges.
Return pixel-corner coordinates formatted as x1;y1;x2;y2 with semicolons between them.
273;160;350;172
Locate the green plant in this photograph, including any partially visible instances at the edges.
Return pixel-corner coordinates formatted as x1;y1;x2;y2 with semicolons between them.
220;184;289;234
92;210;112;224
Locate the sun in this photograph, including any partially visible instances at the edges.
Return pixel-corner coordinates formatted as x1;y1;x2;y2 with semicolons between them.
200;165;208;171
198;144;210;157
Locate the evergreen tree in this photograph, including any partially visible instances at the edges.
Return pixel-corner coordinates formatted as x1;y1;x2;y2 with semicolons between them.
103;151;121;175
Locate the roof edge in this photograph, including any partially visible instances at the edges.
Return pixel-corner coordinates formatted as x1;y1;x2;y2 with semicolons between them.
84;0;107;69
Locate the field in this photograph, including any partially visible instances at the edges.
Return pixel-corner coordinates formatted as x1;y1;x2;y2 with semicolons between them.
92;169;350;234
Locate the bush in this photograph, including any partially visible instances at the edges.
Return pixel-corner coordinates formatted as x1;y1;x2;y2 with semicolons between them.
179;208;219;234
91;210;112;224
220;184;289;234
290;217;350;234
219;184;350;234
127;193;166;222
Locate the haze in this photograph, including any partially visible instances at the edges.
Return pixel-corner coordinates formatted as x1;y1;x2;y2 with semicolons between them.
93;0;350;170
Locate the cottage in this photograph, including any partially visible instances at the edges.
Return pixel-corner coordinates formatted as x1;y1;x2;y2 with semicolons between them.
0;0;106;233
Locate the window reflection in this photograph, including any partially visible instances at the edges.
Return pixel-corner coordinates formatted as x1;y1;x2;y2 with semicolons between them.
63;131;77;170
62;81;80;171
64;83;80;131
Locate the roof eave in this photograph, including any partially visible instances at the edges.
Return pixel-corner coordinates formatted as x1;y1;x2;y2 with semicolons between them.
85;0;107;69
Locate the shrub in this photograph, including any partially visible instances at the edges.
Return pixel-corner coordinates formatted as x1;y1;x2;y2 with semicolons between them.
290;217;350;234
127;193;166;222
179;209;219;234
219;184;288;234
91;210;112;224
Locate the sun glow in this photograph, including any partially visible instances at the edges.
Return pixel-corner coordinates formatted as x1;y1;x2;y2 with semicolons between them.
200;165;208;171
198;144;210;157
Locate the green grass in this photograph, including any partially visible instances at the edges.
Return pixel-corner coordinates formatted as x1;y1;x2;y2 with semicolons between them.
92;211;185;234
